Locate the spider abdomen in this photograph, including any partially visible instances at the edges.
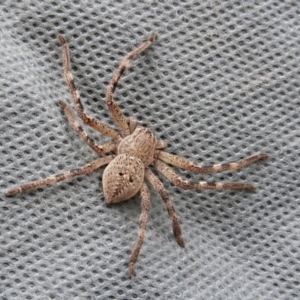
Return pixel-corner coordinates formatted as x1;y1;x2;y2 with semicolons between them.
118;126;157;166
103;154;145;203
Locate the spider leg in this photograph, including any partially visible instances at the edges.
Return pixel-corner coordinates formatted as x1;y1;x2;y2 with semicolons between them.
5;155;114;196
58;35;120;140
58;100;116;154
155;139;168;150
145;168;184;247
129;182;150;279
158;151;269;174
106;32;156;137
127;116;137;134
154;160;256;191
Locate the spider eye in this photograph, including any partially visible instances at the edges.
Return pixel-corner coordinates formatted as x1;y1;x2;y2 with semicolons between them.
103;154;144;203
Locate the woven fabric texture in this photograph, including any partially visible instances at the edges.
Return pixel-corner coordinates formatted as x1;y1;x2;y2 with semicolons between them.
1;1;299;299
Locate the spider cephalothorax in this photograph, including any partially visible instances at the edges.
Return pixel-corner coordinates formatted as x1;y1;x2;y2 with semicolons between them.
5;32;268;278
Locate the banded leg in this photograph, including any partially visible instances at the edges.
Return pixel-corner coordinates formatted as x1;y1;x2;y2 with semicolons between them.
5;155;114;196
154;160;256;191
128;182;150;278
106;32;156;136
145;168;184;247
158;152;269;174
58;35;120;140
58;100;116;154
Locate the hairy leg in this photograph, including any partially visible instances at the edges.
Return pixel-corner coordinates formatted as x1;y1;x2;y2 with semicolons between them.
158;152;269;174
58;35;120;140
58;100;116;154
128;182;150;278
145;168;184;247
154;160;256;191
106;32;156;136
5;155;114;196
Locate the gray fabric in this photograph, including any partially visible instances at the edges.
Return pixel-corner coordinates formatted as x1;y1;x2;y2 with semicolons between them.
1;1;299;299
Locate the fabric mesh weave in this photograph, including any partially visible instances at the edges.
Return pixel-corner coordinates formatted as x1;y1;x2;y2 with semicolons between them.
1;1;299;299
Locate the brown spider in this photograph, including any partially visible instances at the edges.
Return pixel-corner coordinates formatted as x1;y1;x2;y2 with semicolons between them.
5;32;269;278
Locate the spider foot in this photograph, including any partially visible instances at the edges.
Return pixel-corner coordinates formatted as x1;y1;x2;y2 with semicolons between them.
128;263;135;279
148;31;156;42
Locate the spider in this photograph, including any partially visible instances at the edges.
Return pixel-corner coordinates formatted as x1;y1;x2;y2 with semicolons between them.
5;32;269;278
